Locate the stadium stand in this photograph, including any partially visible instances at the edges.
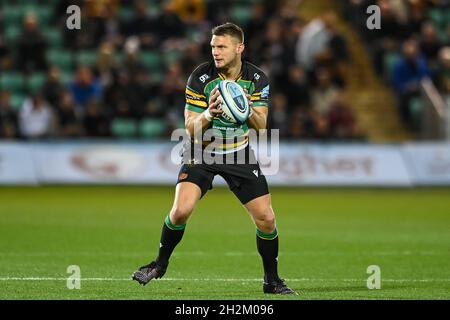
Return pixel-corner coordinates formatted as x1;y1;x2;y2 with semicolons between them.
343;0;449;135
0;0;447;141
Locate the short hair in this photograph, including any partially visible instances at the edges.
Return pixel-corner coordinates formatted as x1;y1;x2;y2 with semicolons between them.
211;22;244;43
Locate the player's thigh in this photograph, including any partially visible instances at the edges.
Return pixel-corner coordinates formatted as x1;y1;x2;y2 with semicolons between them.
170;182;202;220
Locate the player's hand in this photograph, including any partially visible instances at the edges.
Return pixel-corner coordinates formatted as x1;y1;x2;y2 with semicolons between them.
208;86;223;115
243;89;253;108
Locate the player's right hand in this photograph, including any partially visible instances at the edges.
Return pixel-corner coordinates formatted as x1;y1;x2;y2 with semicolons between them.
208;86;223;116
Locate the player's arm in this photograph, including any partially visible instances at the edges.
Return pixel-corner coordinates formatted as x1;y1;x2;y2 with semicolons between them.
246;106;268;131
185;87;222;137
244;89;268;131
245;72;270;131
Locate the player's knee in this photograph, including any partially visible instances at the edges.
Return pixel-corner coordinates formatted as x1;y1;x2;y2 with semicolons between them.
255;210;276;232
170;205;193;225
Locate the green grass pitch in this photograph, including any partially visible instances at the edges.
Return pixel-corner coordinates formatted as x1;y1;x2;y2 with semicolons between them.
0;186;449;300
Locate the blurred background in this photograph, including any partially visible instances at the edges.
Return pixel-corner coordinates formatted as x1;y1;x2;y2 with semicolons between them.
0;0;449;185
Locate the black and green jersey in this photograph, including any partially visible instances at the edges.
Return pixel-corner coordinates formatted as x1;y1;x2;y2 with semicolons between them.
185;60;270;154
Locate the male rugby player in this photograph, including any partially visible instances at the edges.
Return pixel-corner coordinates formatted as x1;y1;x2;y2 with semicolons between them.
132;23;296;295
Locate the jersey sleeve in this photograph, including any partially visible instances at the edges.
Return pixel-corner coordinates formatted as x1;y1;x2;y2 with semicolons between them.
250;72;269;107
185;72;208;113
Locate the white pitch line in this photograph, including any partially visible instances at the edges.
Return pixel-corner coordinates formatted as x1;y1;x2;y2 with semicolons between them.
0;251;448;257
0;277;449;283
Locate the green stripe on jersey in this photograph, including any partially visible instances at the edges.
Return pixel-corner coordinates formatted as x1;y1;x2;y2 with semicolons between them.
185;104;206;113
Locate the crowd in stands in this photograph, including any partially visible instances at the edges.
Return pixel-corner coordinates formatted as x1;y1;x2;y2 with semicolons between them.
343;0;450;131
0;0;364;141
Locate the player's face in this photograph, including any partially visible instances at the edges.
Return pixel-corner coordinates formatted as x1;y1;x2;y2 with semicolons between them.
210;35;244;69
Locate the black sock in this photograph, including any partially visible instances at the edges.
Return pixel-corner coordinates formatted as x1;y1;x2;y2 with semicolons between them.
256;228;280;283
155;215;186;267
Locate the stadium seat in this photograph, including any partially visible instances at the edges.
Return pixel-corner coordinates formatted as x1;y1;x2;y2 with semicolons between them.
428;8;445;30
22;4;53;26
139;118;166;138
111;118;138;138
140;51;162;72
114;52;125;65
10;93;26;110
43;28;63;48
26;73;47;93
47;49;74;71
2;6;23;26
75;50;98;66
3;5;52;27
410;97;425;127
4;26;21;46
383;51;401;80
60;71;74;85
0;72;25;93
118;7;134;21
230;5;252;25
163;50;183;65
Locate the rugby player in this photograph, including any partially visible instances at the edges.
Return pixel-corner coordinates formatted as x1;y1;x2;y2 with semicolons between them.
132;22;296;295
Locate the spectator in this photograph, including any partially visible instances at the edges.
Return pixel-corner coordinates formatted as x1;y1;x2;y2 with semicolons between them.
437;47;450;96
296;14;330;71
69;66;103;111
370;0;404;75
122;0;158;49
0;91;18;139
55;91;81;137
19;93;54;139
312;112;331;140
0;32;12;70
244;3;267;46
287;106;316;139
97;41;117;85
269;93;289;137
180;42;204;76
143;100;165;119
311;68;339;115
327;92;359;140
419;21;443;70
155;0;186;44
83;100;110;137
170;0;206;26
103;70;130;116
160;62;185;116
404;1;427;37
15;13;48;73
262;18;286;84
84;0;120;45
391;39;430;125
126;70;153;117
282;65;310;108
42;66;65;108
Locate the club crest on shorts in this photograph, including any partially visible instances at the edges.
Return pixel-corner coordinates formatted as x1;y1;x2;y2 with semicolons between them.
178;173;188;180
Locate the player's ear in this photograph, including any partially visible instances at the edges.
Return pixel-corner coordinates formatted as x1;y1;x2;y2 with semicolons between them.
237;43;245;54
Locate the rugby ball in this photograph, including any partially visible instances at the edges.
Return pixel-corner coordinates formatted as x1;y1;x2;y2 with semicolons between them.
217;80;250;124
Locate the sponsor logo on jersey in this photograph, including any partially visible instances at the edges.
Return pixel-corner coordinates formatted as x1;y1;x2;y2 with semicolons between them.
261;85;270;99
199;74;210;83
